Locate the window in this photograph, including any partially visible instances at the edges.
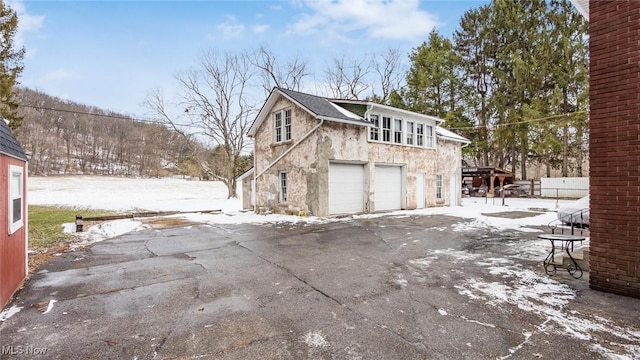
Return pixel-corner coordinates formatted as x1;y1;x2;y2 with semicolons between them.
382;116;391;142
8;165;24;234
393;119;403;144
436;174;443;200
279;172;287;202
425;125;434;148
274;109;292;143
274;111;282;142
416;123;424;146
284;109;292;141
406;121;414;145
369;114;380;141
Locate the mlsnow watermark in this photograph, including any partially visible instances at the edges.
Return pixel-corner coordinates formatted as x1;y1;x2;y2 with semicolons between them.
1;344;49;356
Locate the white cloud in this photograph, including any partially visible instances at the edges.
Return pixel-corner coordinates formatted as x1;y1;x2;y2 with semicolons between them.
6;0;45;48
290;0;438;41
217;16;245;40
42;69;74;82
252;24;270;33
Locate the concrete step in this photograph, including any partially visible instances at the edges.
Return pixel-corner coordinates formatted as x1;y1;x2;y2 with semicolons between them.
553;247;589;271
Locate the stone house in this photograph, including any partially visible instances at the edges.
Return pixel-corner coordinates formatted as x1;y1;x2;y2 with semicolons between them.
242;87;469;217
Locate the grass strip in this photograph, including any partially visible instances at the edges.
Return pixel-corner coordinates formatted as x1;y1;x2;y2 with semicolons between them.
29;206;115;250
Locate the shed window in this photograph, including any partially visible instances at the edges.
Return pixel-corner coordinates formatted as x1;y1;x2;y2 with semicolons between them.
8;165;24;234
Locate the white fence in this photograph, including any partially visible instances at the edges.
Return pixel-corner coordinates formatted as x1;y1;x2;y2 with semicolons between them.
541;177;589;198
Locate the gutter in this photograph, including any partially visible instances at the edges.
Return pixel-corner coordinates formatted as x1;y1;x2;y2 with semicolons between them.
254;118;325;180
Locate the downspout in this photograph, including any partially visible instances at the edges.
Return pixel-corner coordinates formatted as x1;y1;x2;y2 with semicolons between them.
255;117;325;180
363;103;372;212
252;141;257;213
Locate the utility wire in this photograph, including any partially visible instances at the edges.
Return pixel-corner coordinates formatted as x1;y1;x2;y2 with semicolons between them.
18;103;201;129
443;110;588;131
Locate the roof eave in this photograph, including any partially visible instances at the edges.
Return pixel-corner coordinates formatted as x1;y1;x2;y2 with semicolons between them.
0;150;28;162
437;135;471;144
318;116;371;127
569;0;588;19
363;101;445;123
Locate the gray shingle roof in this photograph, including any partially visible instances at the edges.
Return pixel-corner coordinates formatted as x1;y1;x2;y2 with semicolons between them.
0;118;27;161
278;88;368;124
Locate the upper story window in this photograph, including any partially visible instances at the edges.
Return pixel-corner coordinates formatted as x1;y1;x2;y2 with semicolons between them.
406;121;414;145
425;124;434;148
382;116;391;142
393;119;402;144
370;114;380;141
274;109;292;143
416;123;424;146
369;113;435;149
8;165;24;235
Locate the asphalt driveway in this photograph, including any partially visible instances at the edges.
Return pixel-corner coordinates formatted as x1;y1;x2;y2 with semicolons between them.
1;214;639;359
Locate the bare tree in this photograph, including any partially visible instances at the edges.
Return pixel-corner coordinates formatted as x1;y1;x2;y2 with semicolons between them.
251;45;308;95
371;48;404;104
324;55;371;100
146;50;255;198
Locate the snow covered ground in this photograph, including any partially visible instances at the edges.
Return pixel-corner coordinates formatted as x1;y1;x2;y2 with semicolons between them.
27;175;579;241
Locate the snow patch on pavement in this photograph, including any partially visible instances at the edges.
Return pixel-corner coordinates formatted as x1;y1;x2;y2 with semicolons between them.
451;256;640;359
0;305;22;322
303;331;328;348
42;299;57;314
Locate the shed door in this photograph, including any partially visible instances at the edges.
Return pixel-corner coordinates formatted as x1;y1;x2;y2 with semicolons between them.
375;165;402;211
329;163;365;215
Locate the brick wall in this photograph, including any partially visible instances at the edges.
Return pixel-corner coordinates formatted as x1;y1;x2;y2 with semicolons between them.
589;1;640;298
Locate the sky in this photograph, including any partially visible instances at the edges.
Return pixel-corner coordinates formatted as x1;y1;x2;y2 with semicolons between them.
9;0;488;120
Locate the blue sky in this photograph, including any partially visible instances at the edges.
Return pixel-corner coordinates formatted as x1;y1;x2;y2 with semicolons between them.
10;0;487;118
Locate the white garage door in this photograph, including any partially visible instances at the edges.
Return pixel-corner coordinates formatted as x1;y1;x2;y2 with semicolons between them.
375;166;402;211
329;163;365;215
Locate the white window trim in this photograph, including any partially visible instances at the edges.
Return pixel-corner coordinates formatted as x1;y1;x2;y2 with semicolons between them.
436;173;444;201
406;121;415;145
382;116;392;143
425;124;434;148
8;164;24;235
369;114;380;141
274;111;282;143
393;118;403;144
367;113;436;149
279;171;288;203
284;109;292;141
273;108;292;144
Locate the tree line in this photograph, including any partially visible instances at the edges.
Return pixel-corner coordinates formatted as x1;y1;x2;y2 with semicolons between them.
395;0;588;179
14;87;210;177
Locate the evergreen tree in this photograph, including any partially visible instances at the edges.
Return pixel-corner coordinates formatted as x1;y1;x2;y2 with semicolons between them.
405;30;464;118
0;2;25;130
454;5;493;166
